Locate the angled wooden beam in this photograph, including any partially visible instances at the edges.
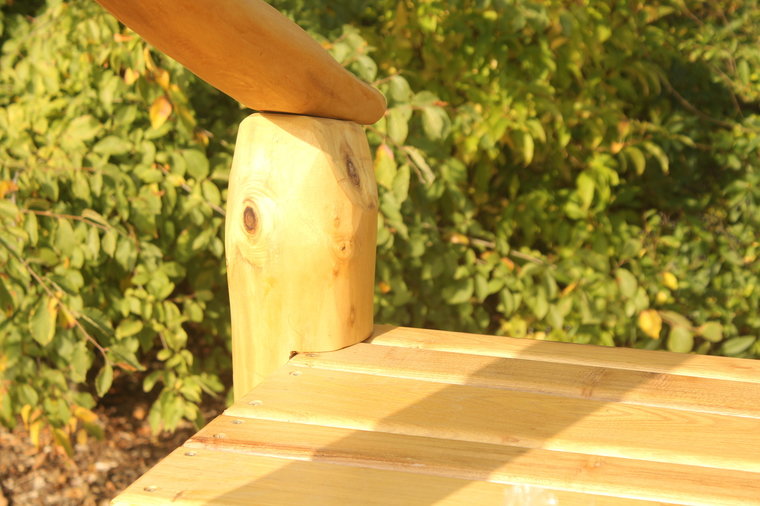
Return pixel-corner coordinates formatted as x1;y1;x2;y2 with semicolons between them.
94;0;386;124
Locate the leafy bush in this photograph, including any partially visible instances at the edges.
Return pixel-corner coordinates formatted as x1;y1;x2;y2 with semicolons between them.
1;0;758;444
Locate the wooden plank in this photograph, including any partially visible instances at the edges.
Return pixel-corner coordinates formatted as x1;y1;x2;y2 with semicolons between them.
291;344;760;418
94;0;386;124
226;366;760;473
369;325;760;383
110;445;665;506
185;415;760;506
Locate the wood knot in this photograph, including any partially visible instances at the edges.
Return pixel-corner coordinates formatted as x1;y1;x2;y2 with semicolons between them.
243;206;257;233
346;158;360;187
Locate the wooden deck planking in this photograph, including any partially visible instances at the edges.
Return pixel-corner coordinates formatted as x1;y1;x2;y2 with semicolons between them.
227;365;760;473
369;325;760;383
110;443;669;505
113;326;760;505
184;416;760;506
291;343;760;418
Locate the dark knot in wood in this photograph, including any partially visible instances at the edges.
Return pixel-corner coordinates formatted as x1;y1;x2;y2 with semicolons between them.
243;206;257;233
346;158;360;187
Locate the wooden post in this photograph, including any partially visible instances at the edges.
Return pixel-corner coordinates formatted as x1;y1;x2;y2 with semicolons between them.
225;113;378;399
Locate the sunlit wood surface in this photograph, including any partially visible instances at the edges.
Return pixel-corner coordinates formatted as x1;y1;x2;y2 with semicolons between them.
112;325;760;505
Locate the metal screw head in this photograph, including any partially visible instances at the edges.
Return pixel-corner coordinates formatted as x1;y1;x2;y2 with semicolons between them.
248;399;262;406
144;485;158;492
184;451;198;457
231;419;244;425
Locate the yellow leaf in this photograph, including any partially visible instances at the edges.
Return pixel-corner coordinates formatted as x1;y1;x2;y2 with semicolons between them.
76;428;88;446
20;404;32;427
53;428;73;456
660;271;678;290
154;68;170;90
143;46;157;72
638;309;662;339
0;180;19;198
149;96;172;130
123;68;140;86
449;233;470;245
29;420;42;448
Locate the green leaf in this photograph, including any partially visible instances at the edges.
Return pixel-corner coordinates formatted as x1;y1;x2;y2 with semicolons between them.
421;106;449;141
667;325;694;353
721;336;756;356
577;172;595;210
17;384;38;406
92;135;131;156
70;341;90;383
387;107;410;144
95;363;113;397
387;76;411;103
66;115;101;143
374;144;396;189
115;319;143;339
182;149;209;180
642;141;669;174
512;130;534;165
0;199;19;220
697;321;722;343
615;268;638;299
624;146;646;175
30;296;57;347
102;229;117;257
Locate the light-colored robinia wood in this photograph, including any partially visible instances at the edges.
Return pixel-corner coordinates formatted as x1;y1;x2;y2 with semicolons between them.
113;335;760;505
291;343;760;418
94;0;385;124
369;325;760;383
227;365;760;473
225;113;377;399
183;416;760;506
112;439;672;506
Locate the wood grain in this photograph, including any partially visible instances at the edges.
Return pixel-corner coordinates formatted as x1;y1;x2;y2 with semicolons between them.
184;416;760;506
225;113;377;399
291;343;760;418
227;365;760;473
369;325;760;383
111;442;673;506
94;0;386;124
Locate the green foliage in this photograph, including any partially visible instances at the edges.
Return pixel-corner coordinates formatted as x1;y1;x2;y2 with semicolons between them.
284;0;759;353
1;0;758;444
0;0;233;443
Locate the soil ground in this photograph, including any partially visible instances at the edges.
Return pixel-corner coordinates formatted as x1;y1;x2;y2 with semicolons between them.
0;377;226;505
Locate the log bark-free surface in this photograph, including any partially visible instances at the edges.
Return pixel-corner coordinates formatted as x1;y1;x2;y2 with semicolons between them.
94;0;386;124
225;113;377;399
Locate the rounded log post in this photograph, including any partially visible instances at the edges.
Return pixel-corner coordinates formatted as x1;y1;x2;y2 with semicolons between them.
225;113;378;399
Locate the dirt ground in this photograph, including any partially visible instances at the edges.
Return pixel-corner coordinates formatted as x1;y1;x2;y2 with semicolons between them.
0;379;226;506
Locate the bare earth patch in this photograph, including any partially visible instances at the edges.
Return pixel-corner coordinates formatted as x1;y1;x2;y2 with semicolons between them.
0;381;226;505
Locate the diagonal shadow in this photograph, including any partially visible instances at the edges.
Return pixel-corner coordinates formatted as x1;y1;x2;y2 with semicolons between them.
187;325;760;505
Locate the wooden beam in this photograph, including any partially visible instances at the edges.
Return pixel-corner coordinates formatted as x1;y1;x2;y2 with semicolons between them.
225;113;377;399
94;0;386;124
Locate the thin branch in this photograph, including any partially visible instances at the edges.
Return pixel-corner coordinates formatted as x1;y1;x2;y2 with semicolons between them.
659;75;738;130
0;236;108;358
22;209;110;232
157;165;226;217
509;250;547;265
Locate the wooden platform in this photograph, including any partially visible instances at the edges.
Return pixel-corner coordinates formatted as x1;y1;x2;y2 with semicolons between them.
112;325;760;505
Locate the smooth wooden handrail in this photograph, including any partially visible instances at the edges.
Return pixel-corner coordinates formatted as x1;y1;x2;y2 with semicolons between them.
94;0;386;124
